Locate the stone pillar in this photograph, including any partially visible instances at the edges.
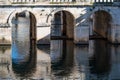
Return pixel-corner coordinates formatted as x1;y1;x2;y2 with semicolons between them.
74;26;89;44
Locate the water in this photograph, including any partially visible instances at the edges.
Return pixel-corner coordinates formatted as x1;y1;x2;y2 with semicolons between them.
0;40;120;80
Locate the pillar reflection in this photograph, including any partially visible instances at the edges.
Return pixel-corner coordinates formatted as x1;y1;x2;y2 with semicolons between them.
51;40;74;78
89;40;111;78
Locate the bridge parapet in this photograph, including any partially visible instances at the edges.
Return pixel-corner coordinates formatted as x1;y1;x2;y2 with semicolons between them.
0;0;119;6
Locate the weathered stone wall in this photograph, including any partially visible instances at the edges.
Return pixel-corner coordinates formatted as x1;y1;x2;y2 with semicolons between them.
0;28;11;44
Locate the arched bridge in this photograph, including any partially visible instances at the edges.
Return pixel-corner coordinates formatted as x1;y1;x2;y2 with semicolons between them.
0;2;120;45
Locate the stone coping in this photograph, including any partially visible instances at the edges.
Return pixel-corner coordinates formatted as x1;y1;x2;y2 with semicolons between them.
0;4;117;7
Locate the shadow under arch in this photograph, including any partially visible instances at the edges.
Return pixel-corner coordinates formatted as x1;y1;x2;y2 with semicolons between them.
51;10;75;40
90;10;112;39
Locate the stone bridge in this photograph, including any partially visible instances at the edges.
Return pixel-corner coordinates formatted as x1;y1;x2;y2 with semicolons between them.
0;3;120;45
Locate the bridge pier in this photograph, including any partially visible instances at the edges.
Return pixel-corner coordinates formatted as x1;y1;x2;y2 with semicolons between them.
74;26;89;44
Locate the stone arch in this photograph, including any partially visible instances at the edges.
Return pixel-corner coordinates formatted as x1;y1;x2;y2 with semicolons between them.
90;10;112;39
91;9;113;20
7;10;19;27
53;9;75;17
51;10;75;40
46;9;75;24
7;10;37;27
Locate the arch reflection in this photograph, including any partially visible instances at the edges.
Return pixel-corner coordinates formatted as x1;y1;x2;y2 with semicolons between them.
89;40;111;78
51;40;74;78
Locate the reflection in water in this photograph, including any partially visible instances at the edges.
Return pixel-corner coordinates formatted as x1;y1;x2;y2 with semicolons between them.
12;41;36;78
74;45;89;80
89;40;111;79
12;30;37;78
11;11;37;78
51;40;74;78
0;40;120;79
0;46;11;79
37;45;50;54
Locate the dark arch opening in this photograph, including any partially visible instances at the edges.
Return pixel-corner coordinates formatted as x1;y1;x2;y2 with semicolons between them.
51;10;74;40
12;11;37;77
92;10;112;39
51;11;74;76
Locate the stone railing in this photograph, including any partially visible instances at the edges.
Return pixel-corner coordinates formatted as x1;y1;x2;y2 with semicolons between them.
10;0;38;4
93;0;114;6
94;0;114;3
49;0;114;3
0;0;117;5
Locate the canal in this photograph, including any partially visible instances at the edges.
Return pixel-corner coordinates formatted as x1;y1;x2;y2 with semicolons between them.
0;40;120;80
0;11;120;80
